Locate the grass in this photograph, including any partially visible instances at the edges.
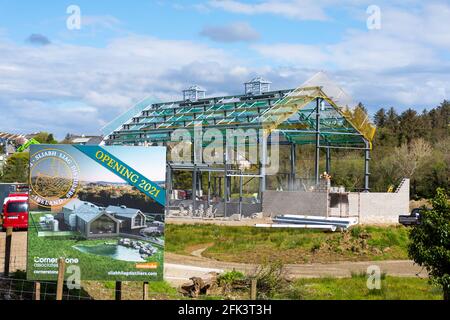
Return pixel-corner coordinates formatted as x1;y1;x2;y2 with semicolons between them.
81;280;182;300
165;224;411;264
3;271;182;300
278;276;443;300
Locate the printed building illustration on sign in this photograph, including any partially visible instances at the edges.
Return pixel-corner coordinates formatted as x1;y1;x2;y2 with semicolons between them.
60;199;150;238
27;145;167;282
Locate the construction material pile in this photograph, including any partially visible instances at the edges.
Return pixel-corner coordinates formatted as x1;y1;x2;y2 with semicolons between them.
255;215;358;232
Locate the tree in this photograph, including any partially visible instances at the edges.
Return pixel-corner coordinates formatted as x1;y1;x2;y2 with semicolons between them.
398;108;421;144
373;108;386;127
0;152;29;183
385;107;399;132
392;138;432;179
61;133;75;144
408;188;450;300
33;132;57;144
355;102;368;114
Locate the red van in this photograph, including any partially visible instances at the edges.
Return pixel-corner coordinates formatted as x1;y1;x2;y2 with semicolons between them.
2;194;28;230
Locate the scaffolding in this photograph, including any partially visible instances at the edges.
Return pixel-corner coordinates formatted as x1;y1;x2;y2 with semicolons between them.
104;72;376;219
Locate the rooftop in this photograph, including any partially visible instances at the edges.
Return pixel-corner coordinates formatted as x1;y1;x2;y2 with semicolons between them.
103;72;376;149
64;199;102;215
105;205;142;218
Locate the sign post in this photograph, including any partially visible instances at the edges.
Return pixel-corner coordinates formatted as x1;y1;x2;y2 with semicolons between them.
56;258;65;300
4;227;12;277
34;282;41;300
143;282;149;300
115;281;122;301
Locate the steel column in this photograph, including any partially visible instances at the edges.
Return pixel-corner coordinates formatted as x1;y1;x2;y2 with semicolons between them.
290;143;296;191
207;171;211;205
326;146;331;174
260;131;267;198
166;164;172;211
224;143;229;218
192;164;197;212
364;139;371;192
239;170;243;220
315;99;321;185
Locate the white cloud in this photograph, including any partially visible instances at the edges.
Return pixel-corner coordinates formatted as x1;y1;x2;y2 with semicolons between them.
250;2;450;110
380;4;450;51
0;35;246;138
207;0;329;21
82;15;122;30
1;2;449;139
253;43;329;66
200;22;260;43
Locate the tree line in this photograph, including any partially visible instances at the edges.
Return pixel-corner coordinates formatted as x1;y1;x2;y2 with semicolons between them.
369;100;449;198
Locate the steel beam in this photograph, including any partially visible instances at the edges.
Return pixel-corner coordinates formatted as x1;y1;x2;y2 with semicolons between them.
318;145;367;151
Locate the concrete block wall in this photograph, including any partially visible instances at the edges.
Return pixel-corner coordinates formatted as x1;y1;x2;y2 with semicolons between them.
262;191;328;217
263;179;410;224
355;179;410;224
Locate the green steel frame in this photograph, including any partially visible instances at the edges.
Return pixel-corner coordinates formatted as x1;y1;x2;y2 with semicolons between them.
104;86;375;218
105;87;370;148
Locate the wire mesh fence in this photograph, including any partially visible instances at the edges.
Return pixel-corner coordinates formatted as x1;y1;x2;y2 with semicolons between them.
0;231;27;274
0;275;188;300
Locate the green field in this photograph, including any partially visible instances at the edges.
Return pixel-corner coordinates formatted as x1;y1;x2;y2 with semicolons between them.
27;213;164;282
277;275;442;300
84;275;442;300
166;224;410;264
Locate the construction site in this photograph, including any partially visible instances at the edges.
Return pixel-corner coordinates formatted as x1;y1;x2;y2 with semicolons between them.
103;72;410;226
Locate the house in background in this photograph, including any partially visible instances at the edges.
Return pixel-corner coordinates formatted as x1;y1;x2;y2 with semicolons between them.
68;135;103;145
106;205;147;235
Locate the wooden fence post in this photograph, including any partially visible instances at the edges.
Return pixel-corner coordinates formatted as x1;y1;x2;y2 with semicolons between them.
4;227;13;277
250;279;257;300
115;281;122;300
34;282;41;300
56;258;65;301
143;282;149;300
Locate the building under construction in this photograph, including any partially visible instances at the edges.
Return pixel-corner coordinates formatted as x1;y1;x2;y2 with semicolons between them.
103;73;409;224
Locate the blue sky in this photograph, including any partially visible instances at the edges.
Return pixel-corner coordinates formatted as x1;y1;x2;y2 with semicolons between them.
0;0;449;139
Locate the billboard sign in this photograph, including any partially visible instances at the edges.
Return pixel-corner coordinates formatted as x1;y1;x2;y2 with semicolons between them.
26;144;167;282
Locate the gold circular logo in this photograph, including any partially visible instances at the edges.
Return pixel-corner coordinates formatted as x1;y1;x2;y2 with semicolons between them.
29;148;80;207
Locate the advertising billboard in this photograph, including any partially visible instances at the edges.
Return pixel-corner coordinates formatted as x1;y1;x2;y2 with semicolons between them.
26;144;167;282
